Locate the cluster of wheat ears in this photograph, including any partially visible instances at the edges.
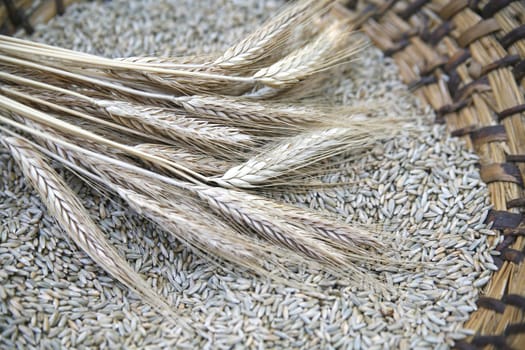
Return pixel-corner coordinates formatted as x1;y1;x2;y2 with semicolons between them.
0;0;414;315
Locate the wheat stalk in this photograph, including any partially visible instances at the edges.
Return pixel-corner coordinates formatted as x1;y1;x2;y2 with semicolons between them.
2;136;175;316
116;53;216;68
0;84;169;143
0;14;359;95
0;2;412;288
0;94;214;185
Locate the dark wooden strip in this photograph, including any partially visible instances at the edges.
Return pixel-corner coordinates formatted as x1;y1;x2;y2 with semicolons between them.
471;335;508;348
471;125;507;145
398;0;430;20
453;76;490;102
507;198;525;208
487;210;523;229
457;18;500;47
480;55;520;77
426;21;454;46
384;38;410;56
3;0;22;26
420;59;447;76
343;0;358;10
0;13;14;35
515;60;525;81
407;75;437;91
476;297;506;313
500;24;525;49
480;163;524;186
497;235;517;252
450;125;477;137
481;0;518;18
370;0;397;21
505;323;525;335
492;256;504;269
507;154;525;162
55;0;65;16
453;341;478;350
502;294;525;310
437;100;469;117
2;0;34;34
497;103;525;121
439;0;468;21
444;50;471;73
447;70;463;97
501;248;524;264
503;228;525;236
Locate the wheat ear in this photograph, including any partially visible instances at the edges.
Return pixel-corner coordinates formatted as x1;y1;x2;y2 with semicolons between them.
93;99;255;152
253;23;365;88
172;95;352;136
190;185;355;266
2;137;174;316
211;0;333;71
216;127;386;188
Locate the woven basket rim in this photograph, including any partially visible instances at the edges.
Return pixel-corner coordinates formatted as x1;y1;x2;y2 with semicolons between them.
334;0;525;348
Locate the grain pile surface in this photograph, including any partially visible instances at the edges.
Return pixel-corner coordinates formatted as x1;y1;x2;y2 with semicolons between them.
0;0;500;349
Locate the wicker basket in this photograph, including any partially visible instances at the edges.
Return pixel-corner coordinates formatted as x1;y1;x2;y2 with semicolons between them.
333;1;525;349
0;0;79;35
2;0;524;348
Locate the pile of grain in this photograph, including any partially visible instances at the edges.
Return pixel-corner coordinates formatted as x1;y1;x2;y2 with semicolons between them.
0;1;500;348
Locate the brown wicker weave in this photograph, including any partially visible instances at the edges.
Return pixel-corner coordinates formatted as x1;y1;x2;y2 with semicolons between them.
0;0;78;34
333;1;525;349
2;0;524;348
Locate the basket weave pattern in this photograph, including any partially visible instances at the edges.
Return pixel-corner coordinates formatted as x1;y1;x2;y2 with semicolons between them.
335;0;525;348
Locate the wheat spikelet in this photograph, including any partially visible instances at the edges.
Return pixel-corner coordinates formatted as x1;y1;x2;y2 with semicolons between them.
253;23;364;88
190;185;353;266
195;184;382;254
116;186;284;272
93;99;255;153
0;18;356;96
0;1;412;287
172;95;357;136
1;114;402;284
133;143;232;176
2;137;174;316
0;84;170;144
211;0;332;71
216;127;387;188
